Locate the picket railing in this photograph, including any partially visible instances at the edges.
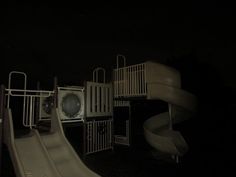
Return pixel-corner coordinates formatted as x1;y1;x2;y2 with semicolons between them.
114;62;147;97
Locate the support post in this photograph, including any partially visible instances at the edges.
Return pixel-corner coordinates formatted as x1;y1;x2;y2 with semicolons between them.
0;85;6;176
35;81;40;126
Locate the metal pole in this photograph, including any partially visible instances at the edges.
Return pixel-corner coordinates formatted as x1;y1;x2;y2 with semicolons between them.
53;76;58;107
0;85;6;176
35;81;40;125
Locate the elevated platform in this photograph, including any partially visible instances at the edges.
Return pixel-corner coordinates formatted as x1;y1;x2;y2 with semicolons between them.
113;61;197;157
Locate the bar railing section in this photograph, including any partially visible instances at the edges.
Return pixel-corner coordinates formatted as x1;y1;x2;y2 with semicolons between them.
86;119;113;154
114;63;147;97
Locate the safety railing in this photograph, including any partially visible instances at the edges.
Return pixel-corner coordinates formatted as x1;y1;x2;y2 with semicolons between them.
86;119;113;154
86;82;113;117
114;62;147;97
86;67;113;117
6;71;54;128
6;89;54;128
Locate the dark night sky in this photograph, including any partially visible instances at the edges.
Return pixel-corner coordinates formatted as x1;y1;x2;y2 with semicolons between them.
1;3;236;90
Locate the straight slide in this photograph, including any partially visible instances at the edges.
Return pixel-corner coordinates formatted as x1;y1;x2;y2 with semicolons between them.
4;108;101;177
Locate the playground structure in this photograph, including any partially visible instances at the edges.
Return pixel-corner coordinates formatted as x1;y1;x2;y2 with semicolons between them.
0;55;197;176
113;56;197;159
0;71;102;177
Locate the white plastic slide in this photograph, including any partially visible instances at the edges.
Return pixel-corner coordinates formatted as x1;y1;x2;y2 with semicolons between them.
4;108;101;177
143;63;197;156
40;108;101;177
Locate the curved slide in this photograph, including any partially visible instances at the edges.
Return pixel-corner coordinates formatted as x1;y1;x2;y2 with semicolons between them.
143;62;197;156
4;108;101;177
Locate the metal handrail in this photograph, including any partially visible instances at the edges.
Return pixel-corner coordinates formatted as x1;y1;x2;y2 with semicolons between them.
7;71;54;128
6;89;54;97
114;62;147;97
116;54;126;69
93;67;106;83
7;71;27;109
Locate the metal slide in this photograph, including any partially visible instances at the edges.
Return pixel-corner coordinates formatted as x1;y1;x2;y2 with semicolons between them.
4;108;101;177
143;63;197;156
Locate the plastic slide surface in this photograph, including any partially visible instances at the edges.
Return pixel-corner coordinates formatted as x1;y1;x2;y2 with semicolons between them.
40;108;101;177
4;108;101;177
143;62;197;156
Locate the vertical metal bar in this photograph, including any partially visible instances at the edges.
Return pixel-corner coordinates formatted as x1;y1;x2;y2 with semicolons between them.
88;123;90;153
114;70;116;97
97;121;101;150
90;123;92;153
109;87;112;113
120;69;122;96
131;66;133;95
141;64;144;95
87;122;89;154
105;87;108;113
0;85;5;176
144;63;147;94
86;84;90;116
129;67;131;96
101;121;104;150
106;121;108;149
128;67;130;95
134;65;136;95
29;97;33;128
132;66;134;95
119;69;121;96
125;68;127;96
102;121;106;149
129;67;132;96
83;122;86;156
136;66;138;95
139;65;141;95
88;123;90;154
103;121;104;150
137;65;139;95
99;86;102;113
122;68;124;96
32;97;35;126
115;69;118;97
120;68;122;96
108;88;110;112
101;86;104;113
104;121;107;149
135;65;137;95
97;122;99;152
94;121;97;152
97;86;100;113
116;69;119;97
109;120;112;147
24;96;28;126
90;85;92;114
118;68;120;96
35;82;40;124
92;122;96;152
92;85;95;113
99;122;101;151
